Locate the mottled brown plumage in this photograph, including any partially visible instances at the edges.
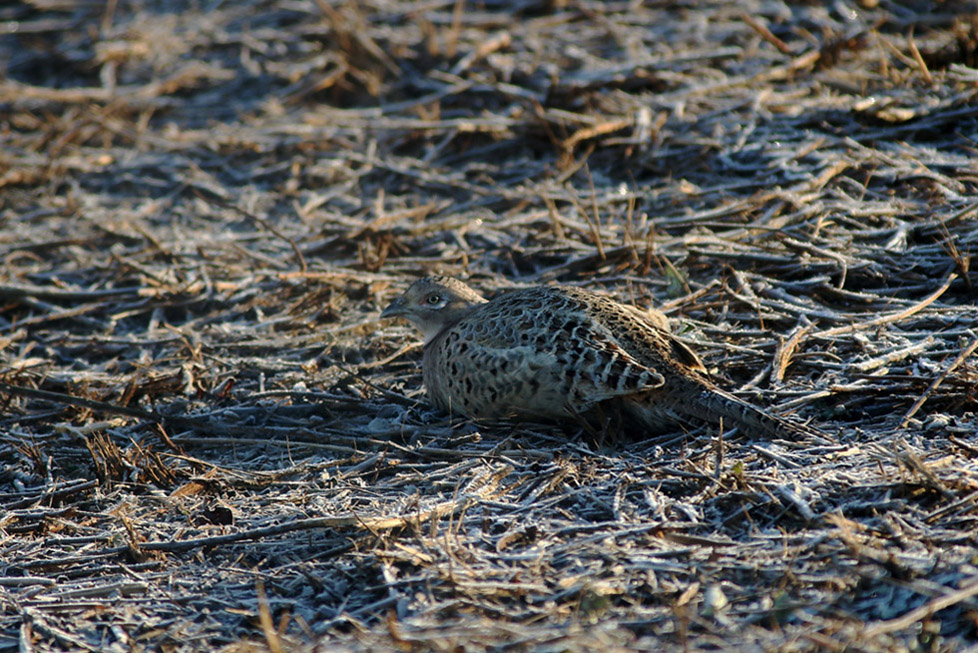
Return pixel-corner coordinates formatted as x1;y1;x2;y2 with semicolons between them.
381;276;828;441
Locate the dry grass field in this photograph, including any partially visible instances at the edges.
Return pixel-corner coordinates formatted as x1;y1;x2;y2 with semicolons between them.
2;0;978;650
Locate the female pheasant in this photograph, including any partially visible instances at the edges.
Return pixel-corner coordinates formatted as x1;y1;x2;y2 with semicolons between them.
381;276;828;441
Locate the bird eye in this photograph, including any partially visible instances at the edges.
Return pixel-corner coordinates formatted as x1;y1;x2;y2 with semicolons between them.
424;293;442;306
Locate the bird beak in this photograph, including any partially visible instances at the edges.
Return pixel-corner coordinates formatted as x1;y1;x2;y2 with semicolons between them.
380;297;406;319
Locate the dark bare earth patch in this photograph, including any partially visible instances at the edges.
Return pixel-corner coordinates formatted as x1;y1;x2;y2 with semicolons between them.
2;1;978;650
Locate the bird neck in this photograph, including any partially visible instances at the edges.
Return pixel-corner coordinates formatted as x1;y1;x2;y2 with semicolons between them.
419;308;476;345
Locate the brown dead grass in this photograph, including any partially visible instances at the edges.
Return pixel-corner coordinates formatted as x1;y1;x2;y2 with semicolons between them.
1;0;978;650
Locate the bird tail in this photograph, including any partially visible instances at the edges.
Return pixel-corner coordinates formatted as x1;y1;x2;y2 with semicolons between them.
676;381;833;443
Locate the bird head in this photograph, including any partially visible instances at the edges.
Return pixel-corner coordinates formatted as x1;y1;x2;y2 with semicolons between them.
381;276;488;343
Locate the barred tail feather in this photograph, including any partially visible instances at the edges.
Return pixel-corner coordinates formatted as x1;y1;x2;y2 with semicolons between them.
676;383;833;443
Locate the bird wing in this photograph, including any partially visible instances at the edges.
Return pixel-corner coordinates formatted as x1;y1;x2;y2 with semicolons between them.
561;329;668;405
480;313;669;409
